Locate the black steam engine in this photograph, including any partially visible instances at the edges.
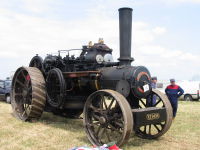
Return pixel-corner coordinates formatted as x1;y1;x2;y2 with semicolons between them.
11;8;173;146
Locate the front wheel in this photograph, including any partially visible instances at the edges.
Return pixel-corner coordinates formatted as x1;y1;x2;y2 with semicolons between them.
83;89;133;147
135;89;173;139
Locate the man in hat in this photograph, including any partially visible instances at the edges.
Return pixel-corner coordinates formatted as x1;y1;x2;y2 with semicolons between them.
147;76;157;106
165;79;184;119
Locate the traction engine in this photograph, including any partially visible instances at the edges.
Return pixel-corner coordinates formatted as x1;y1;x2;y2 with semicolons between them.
11;8;173;146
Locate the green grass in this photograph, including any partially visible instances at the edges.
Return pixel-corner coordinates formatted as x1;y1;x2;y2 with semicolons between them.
0;101;200;150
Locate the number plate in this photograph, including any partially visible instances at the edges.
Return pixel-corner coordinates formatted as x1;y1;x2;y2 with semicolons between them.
143;84;149;92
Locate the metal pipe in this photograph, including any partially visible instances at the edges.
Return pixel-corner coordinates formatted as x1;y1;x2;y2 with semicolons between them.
118;7;134;65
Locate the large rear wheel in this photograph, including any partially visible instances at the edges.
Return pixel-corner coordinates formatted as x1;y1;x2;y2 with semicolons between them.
11;67;46;121
83;89;133;147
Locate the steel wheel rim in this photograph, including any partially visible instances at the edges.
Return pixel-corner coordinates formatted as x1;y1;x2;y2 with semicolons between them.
11;67;46;121
135;89;173;139
83;89;133;146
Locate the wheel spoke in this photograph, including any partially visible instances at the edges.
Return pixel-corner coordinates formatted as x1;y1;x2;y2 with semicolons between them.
24;103;27;109
105;129;111;142
108;98;114;110
102;98;108;110
16;79;26;88
154;124;161;132
138;104;142;108
96;125;102;136
99;95;107;110
92;113;100;120
89;104;103;113
158;123;165;129
100;97;103;110
108;123;121;132
22;110;26;117
149;124;152;135
98;128;105;139
154;99;162;107
114;120;124;128
21;70;26;80
139;99;146;107
144;125;147;134
90;121;100;126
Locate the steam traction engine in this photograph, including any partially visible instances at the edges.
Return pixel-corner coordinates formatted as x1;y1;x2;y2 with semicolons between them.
11;8;173;146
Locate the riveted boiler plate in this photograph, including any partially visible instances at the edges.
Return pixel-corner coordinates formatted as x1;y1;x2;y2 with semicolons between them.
116;80;130;97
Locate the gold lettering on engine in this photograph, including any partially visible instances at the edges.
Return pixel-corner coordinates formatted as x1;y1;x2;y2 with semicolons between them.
146;113;160;120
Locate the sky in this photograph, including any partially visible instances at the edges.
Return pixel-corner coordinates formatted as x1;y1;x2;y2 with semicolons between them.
0;0;200;80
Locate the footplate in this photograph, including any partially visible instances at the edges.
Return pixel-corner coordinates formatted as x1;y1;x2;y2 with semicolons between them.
132;107;166;128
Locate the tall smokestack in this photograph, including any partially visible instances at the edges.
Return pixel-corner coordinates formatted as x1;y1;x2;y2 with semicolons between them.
118;7;134;65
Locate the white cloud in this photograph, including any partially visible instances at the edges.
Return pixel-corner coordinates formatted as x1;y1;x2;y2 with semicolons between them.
167;0;200;4
21;0;55;13
152;0;200;5
133;22;155;45
0;0;199;80
152;27;167;35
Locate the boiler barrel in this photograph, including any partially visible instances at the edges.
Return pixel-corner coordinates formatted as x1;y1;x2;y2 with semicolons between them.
99;66;152;98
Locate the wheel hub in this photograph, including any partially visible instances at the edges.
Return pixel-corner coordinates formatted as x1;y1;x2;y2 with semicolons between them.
99;116;107;124
22;89;28;97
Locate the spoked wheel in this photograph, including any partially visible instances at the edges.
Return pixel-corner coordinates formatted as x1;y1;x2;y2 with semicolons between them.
11;67;46;121
29;55;45;74
83;89;133;147
135;89;173;139
46;68;66;108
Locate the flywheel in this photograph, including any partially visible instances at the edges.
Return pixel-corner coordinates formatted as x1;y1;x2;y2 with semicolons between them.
46;68;66;108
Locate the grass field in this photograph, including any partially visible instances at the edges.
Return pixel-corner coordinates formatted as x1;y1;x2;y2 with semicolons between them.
0;101;200;150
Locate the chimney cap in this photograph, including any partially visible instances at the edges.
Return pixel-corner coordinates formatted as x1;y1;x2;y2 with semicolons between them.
118;7;133;11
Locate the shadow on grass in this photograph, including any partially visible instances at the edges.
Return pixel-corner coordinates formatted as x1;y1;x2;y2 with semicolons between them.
38;112;83;130
36;111;158;147
36;111;90;144
124;135;162;148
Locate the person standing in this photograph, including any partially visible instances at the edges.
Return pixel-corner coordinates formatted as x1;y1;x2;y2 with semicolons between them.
147;76;157;107
165;79;184;119
151;77;157;89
